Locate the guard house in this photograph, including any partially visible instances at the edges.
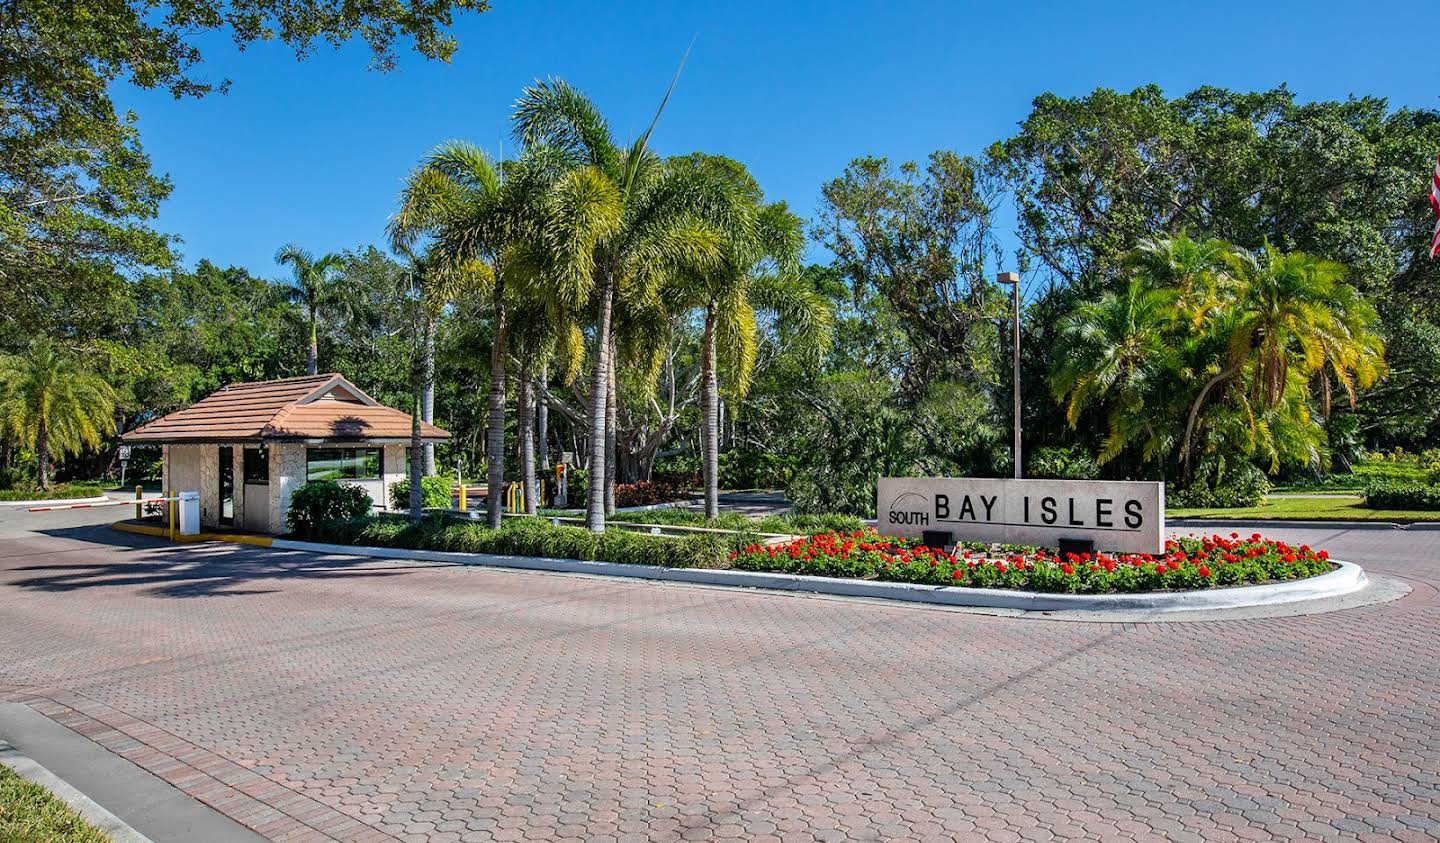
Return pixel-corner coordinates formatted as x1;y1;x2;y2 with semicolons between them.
121;374;450;533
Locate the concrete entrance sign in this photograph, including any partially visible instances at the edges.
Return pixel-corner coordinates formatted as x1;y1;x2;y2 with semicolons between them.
877;477;1165;553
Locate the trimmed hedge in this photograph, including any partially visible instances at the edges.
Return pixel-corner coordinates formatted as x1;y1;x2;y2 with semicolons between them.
0;482;105;501
388;475;453;510
601;509;865;535
310;514;758;570
1362;481;1440;511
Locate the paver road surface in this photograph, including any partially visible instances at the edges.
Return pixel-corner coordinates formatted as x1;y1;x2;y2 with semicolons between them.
1;505;1437;842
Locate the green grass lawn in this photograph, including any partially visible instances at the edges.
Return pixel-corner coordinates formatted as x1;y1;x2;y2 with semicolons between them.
0;765;110;843
1168;495;1440;522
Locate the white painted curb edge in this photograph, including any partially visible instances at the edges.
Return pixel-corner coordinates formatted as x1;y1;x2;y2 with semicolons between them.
0;742;153;843
0;495;111;507
270;538;1368;613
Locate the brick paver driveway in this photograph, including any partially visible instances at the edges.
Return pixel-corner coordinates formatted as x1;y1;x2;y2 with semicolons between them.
1;506;1437;842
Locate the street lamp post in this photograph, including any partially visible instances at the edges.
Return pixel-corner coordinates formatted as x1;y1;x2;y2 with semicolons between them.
996;272;1021;479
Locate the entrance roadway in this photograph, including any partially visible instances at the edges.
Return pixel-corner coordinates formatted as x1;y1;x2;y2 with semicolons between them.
0;503;1436;841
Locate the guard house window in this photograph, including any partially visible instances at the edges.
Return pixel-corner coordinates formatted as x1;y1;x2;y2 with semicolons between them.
243;447;270;484
306;448;382;481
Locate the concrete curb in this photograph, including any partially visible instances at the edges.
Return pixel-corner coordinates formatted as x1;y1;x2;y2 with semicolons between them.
1171;518;1440;530
0;740;153;843
270;538;1368;614
0;495;110;508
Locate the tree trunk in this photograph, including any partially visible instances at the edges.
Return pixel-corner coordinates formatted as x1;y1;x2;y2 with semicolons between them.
519;364;538;515
36;418;49;491
537;364;550;473
422;315;436;476
701;306;720;520
486;280;509;529
307;304;319;376
409;388;424;524
585;271;615;531
604;332;618;516
1180;360;1242;479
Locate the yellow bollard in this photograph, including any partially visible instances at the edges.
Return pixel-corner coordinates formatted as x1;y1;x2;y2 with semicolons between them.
458;484;467;512
134;485;143;520
167;497;176;541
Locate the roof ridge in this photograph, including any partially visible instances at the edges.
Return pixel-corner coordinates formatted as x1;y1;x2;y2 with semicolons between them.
219;373;336;391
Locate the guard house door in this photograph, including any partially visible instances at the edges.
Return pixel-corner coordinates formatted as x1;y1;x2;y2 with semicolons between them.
218;446;234;526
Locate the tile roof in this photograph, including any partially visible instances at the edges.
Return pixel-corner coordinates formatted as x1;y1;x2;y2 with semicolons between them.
121;374;450;444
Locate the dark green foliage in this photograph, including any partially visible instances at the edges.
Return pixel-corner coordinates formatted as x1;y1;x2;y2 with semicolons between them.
286;480;373;535
1026;446;1100;480
0;481;104;501
600;508;866;536
309;514;755;570
1169;463;1271;508
388;475;452;509
1363;481;1440;511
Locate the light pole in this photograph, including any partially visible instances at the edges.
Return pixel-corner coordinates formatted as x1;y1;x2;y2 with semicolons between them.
996;271;1021;479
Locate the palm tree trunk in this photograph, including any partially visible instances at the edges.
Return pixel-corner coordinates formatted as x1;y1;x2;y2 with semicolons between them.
1180;360;1242;479
537;363;550;473
486;281;509;529
409;389;424;524
307;304;319;376
585;270;614;531
701;306;720;520
422;315;436;476
36;418;49;491
519;363;538;515
604;332;618;516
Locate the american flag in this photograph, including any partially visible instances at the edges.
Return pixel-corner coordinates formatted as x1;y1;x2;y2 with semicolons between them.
1431;154;1440;258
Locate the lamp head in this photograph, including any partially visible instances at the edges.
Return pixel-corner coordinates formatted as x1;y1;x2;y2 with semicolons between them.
995;271;1019;285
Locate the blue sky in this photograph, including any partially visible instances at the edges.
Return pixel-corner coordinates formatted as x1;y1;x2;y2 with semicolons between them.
113;0;1440;280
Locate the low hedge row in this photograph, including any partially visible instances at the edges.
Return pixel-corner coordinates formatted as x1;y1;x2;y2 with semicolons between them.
1362;481;1440;510
0;482;106;501
307;514;758;569
601;509;866;535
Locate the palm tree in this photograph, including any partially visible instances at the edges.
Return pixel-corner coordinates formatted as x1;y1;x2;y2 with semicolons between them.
391;143;511;526
1051;276;1181;466
1178;244;1385;472
666;154;828;518
0;341;116;490
275;244;343;376
513;78;732;531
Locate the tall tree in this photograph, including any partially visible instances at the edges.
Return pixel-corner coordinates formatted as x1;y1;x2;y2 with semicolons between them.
391;142;528;528
0;341;116;489
513;79;729;531
1;0;491;334
667;155;827;518
275;245;343;375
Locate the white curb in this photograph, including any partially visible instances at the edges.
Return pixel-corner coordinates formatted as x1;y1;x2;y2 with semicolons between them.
270;538;1368;613
0;741;153;843
0;495;111;508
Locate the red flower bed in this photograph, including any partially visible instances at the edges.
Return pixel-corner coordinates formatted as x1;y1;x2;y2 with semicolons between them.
729;530;1333;594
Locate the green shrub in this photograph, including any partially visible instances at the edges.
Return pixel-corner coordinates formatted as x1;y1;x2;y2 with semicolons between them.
1025;446;1100;480
286;480;373;536
1362;481;1440;510
0;481;105;501
388;475;453;510
1169;462;1270;508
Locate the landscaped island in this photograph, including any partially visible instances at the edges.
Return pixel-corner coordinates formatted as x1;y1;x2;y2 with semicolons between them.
299;509;1334;596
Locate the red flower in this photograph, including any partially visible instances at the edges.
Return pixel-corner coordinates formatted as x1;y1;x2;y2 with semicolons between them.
1061;563;1074;575
1198;565;1211;577
952;569;964;580
1154;564;1166;574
